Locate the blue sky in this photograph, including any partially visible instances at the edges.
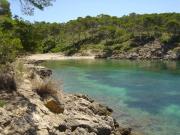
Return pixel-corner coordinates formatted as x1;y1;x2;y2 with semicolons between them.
9;0;180;23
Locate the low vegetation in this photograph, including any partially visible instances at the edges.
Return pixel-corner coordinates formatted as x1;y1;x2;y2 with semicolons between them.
32;79;59;99
0;1;179;94
0;0;180;64
0;100;6;107
32;77;64;113
0;65;16;92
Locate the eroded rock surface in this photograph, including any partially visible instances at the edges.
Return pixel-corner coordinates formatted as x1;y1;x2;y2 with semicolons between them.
96;40;180;60
0;64;141;135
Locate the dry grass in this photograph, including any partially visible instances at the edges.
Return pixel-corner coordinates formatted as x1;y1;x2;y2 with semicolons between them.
14;60;27;82
0;64;16;92
0;73;16;91
32;78;64;113
32;78;60;99
14;60;37;86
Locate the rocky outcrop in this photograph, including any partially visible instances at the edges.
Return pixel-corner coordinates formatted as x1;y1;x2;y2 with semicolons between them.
164;50;180;60
25;64;52;78
0;63;141;135
96;40;180;60
44;96;64;114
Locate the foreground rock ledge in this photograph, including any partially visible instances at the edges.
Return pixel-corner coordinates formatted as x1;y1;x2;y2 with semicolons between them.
0;62;142;135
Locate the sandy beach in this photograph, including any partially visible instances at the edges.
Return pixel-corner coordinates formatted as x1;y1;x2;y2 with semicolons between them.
25;53;95;61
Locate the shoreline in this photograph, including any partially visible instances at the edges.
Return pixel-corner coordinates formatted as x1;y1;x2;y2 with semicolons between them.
24;53;180;62
25;53;96;61
27;55;145;135
0;60;131;135
0;57;143;135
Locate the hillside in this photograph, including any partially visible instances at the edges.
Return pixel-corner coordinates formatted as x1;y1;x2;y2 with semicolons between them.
0;12;180;62
54;13;180;59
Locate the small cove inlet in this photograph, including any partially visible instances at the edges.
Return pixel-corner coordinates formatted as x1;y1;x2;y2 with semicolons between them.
42;59;180;135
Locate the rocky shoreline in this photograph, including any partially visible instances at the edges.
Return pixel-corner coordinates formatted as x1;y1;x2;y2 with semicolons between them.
96;40;180;60
24;39;180;62
0;60;142;135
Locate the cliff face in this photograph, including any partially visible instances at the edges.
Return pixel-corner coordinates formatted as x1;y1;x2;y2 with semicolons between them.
0;62;141;135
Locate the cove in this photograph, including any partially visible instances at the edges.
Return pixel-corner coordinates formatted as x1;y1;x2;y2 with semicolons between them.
43;59;180;135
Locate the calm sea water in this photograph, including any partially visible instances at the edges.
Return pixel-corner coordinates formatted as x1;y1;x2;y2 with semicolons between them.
43;60;180;135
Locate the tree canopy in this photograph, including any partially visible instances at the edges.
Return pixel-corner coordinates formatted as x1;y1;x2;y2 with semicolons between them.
19;0;55;15
0;1;180;63
0;0;11;17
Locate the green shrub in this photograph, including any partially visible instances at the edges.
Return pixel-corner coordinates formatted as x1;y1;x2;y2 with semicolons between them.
0;31;22;64
160;33;172;44
120;41;132;51
41;38;56;53
0;100;6;107
118;34;132;43
103;46;113;56
173;47;180;54
113;44;123;50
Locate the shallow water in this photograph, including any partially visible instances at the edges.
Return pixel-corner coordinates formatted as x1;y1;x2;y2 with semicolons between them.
43;60;180;135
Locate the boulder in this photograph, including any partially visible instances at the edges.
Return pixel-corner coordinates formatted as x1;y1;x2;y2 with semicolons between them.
36;68;52;79
44;97;64;114
75;94;94;103
89;102;113;116
164;50;180;60
0;62;141;135
25;64;52;78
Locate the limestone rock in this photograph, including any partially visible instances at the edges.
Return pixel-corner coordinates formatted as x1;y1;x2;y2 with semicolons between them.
44;97;64;114
0;62;141;135
25;64;52;78
89;102;113;116
98;40;180;60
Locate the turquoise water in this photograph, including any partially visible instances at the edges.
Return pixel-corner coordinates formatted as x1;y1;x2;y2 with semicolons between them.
43;60;180;135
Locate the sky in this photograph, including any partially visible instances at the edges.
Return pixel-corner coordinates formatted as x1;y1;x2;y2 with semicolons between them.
9;0;180;23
